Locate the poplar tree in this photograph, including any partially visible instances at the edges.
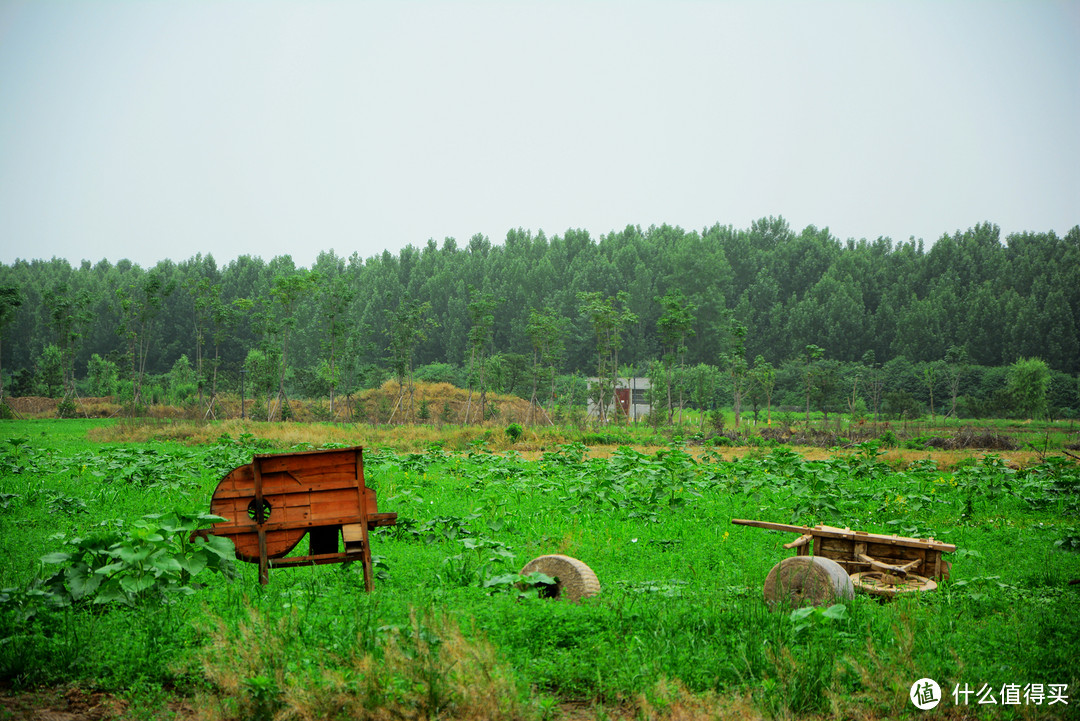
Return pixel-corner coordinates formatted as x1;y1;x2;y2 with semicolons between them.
386;296;436;424
655;289;696;424
464;288;499;424
525;307;567;425
578;291;637;423
0;285;23;401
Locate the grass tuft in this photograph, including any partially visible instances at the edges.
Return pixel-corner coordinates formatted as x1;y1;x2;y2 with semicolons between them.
195;605;528;721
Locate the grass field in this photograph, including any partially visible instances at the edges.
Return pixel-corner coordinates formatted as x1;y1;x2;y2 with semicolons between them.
1;418;1078;720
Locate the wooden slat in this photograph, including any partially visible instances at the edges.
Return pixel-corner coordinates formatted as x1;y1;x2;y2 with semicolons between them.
731;518;811;534
342;523;365;543
269;551;367;568
818;537;855;559
253;456;268;584
813;525;956;552
732;519;956;552
209;512;397;536
783;533;814;549
254;448;359;475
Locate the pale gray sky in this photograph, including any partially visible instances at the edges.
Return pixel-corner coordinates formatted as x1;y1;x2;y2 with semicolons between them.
1;1;1077;269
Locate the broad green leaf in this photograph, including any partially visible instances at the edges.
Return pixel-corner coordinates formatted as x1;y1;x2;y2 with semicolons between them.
68;569;101;599
200;535;235;559
822;604;849;621
152;556;183;574
180;553;208;577
117;545;150;564
94;562;126;577
120;574;155;594
482;573;520;588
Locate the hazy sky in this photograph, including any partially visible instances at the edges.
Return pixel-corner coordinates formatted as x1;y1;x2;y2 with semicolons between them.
1;1;1077;270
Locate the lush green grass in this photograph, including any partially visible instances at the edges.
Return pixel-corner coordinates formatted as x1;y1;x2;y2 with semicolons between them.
1;419;1078;719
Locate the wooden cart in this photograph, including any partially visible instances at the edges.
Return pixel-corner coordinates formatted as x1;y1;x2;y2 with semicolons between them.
200;446;396;588
732;518;955;600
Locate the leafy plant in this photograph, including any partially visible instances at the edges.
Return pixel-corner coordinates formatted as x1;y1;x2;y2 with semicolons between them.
482;570;557;599
1055;528;1080;552
38;511;236;608
439;536;516;587
788;603;849;635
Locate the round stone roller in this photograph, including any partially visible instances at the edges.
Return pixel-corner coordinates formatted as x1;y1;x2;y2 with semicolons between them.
763;555;854;608
519;554;600;602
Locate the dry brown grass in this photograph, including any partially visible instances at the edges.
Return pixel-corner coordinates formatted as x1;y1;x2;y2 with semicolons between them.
4;395;123;418
351;380;540;425
83;417;1050;469
194;606;528;721
87;417;552;453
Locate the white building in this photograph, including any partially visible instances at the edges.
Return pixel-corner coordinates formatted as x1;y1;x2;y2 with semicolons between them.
586;377;652;421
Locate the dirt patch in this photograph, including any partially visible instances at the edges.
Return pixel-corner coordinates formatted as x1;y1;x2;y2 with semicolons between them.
0;686;127;721
0;685;197;721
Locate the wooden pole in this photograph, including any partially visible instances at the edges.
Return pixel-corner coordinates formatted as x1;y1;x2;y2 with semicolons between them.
253;456;269;585
355;448;374;592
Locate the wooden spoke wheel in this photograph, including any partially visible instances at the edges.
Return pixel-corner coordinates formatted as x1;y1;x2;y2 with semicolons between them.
209;464;307;562
851;571;936;598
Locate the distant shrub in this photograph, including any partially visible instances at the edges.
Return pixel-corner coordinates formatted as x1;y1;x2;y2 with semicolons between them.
56;397;78;419
505;423;523;442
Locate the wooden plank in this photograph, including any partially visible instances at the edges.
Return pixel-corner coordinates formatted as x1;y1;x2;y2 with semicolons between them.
863;543;927;562
209;512;397;536
814;525;956;551
253;456;268;584
818;537;855;559
732;518;811;534
269;551;367;568
355;447;373;592
254;448;360;476
733;519;955;552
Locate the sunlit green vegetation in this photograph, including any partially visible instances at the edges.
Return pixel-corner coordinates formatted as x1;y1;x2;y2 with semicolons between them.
1;418;1077;719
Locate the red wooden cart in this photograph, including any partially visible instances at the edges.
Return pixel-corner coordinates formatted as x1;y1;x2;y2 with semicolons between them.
201;446;396;588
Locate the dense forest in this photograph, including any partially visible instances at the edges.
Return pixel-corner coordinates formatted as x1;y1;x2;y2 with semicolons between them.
2;217;1079;420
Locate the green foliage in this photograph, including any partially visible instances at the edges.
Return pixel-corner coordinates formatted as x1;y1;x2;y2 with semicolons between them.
884;389;920;419
417;398;431;422
2;422;1080;717
35;512;235;609
55;397;78;418
86;353;119;396
1007;356;1051;419
1055;528;1080;552
34;344;64;397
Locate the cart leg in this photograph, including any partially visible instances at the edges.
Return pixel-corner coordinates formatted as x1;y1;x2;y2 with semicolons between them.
257;528;269;586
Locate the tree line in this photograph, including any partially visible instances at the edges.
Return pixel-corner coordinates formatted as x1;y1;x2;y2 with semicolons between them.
1;217;1078;421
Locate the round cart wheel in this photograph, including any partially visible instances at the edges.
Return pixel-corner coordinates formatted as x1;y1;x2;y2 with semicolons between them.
208;464;305;561
519;554;600;602
851;571;936;598
763;556;854;608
